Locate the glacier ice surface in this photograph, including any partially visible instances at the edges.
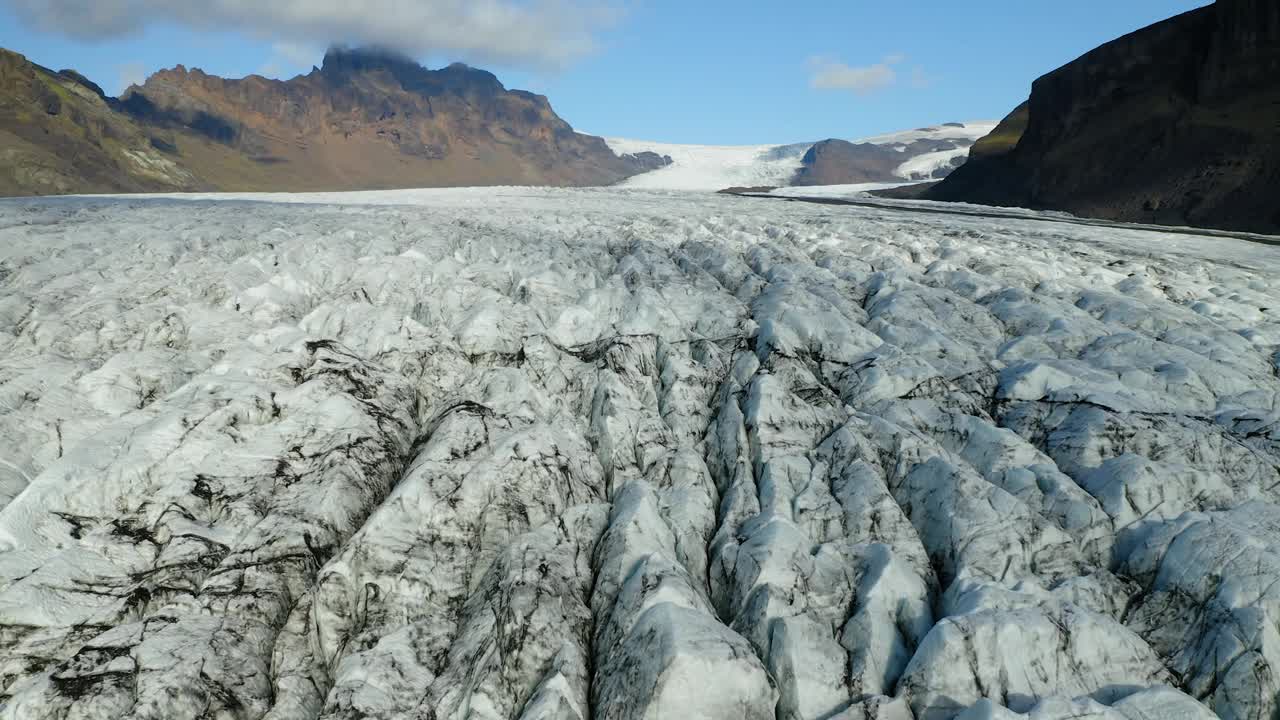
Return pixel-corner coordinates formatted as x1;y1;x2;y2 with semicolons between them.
0;187;1278;719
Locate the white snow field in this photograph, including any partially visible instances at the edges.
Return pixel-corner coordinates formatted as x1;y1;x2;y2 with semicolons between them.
606;121;997;191
855;121;997;146
605;138;810;190
1;186;1278;720
770;183;917;198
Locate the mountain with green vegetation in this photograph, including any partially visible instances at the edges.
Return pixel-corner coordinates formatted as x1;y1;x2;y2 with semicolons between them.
0;48;201;195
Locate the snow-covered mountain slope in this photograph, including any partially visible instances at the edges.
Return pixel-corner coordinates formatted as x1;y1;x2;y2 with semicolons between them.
608;121;998;190
854;121;997;146
893;146;973;181
1;187;1278;720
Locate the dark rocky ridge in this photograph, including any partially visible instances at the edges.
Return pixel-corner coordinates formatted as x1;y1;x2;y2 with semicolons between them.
926;0;1280;234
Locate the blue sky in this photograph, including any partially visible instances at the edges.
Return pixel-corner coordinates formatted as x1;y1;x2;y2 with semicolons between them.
0;1;1210;145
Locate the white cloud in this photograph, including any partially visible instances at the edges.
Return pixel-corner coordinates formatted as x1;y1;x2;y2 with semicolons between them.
809;54;907;95
4;0;620;69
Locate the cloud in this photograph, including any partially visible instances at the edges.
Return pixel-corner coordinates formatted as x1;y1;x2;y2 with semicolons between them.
3;0;620;69
809;54;906;95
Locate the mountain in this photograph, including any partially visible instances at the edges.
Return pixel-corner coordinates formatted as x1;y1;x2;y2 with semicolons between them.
0;47;662;196
924;0;1280;234
790;140;907;186
0;49;202;195
1;43;988;198
796;123;999;186
606;122;996;191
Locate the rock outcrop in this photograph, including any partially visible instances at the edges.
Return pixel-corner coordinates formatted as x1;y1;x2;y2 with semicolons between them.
928;0;1280;234
791;140;906;186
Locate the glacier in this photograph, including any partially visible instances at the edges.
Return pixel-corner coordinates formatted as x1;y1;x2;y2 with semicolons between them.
0;187;1278;720
604;122;996;191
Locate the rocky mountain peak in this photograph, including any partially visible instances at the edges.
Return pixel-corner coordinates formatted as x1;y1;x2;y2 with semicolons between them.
317;46;505;98
320;46;418;78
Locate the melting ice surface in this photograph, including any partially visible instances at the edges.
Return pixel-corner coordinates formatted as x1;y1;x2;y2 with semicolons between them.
0;187;1278;720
